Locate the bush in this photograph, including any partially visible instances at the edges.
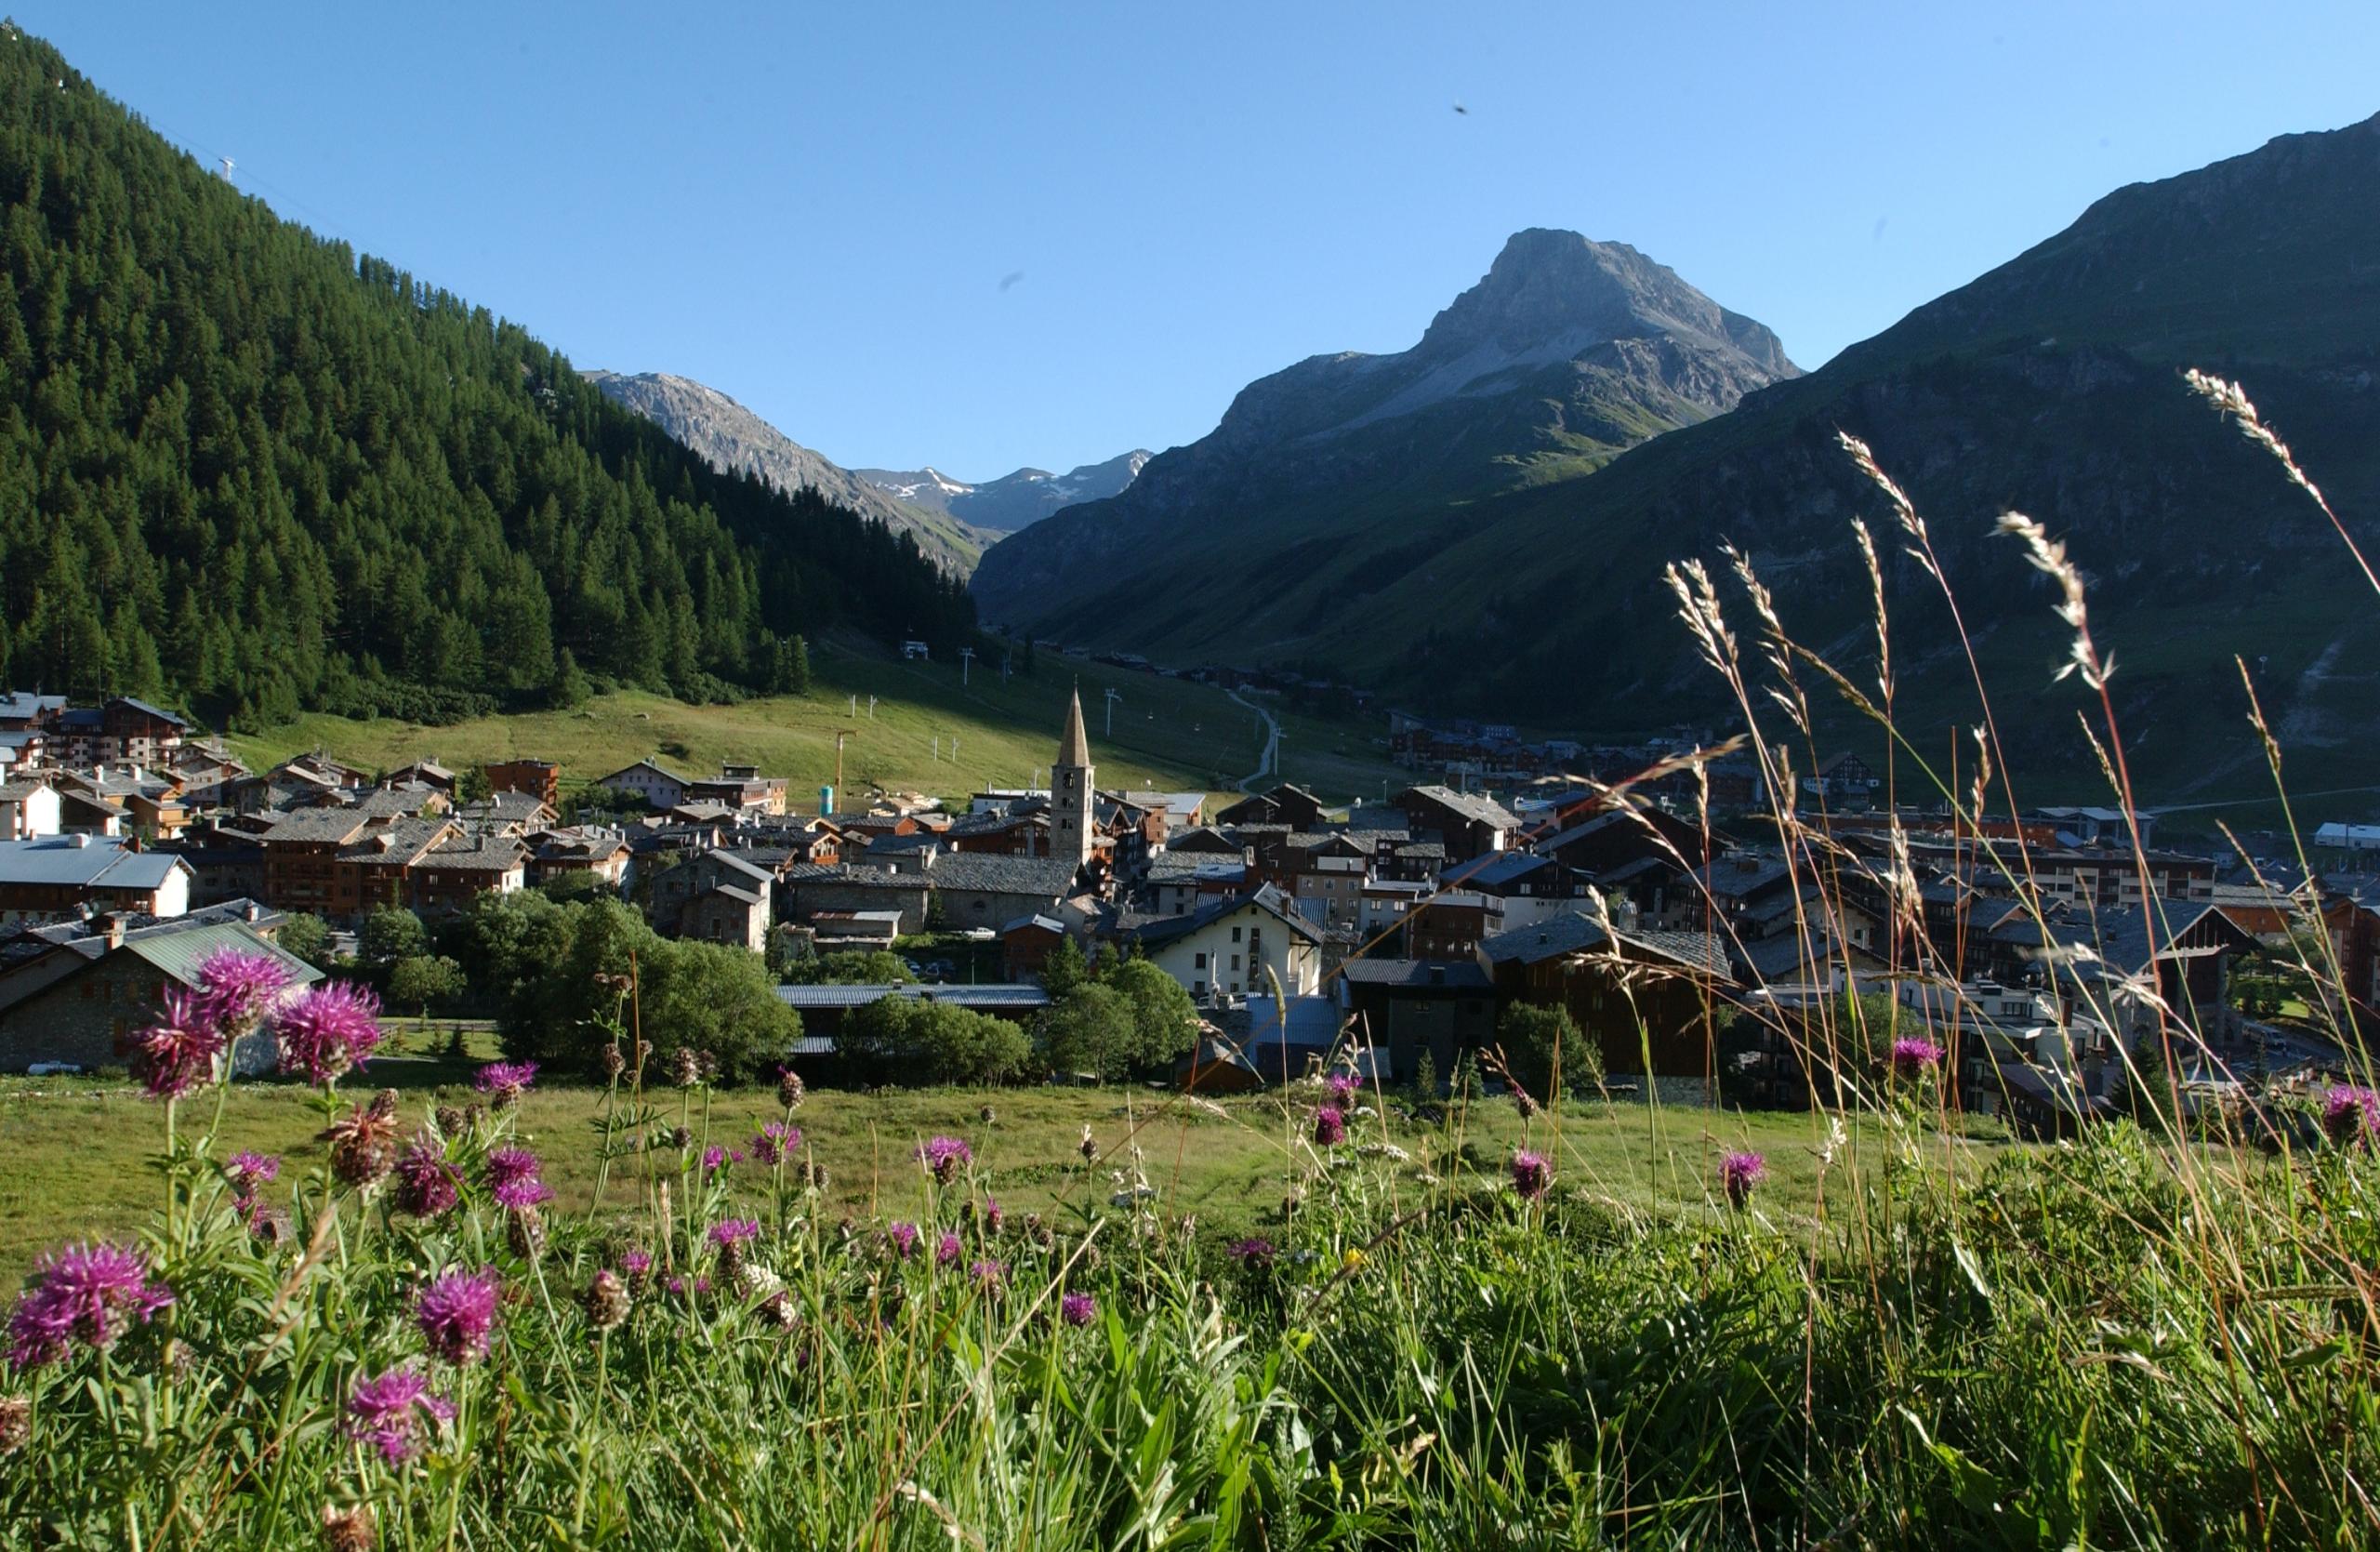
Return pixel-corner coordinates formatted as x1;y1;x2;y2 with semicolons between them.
1497;1002;1600;1099
387;953;465;1015
781;949;910;986
1035;984;1136;1081
841;995;1031;1085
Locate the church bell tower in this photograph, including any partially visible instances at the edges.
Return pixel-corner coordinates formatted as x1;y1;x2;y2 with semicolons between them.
1052;688;1094;869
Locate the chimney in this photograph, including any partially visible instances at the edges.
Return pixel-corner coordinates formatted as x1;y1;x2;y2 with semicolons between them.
97;913;124;950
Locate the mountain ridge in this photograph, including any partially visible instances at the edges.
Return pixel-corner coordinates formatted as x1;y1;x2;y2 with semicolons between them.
856;449;1153;535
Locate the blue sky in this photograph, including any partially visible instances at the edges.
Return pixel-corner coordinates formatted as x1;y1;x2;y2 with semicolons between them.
22;3;2380;478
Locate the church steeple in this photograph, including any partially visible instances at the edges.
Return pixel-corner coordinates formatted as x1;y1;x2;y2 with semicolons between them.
1051;687;1094;868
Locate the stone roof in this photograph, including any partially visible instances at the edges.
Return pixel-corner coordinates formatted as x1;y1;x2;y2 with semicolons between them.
925;853;1079;898
1478;910;1731;979
1059;690;1091;768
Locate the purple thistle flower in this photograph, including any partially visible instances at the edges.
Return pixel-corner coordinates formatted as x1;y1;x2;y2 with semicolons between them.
1226;1236;1277;1269
980;1197;1004;1238
1720;1150;1765;1210
1312;1106;1346;1147
750;1121;800;1167
1325;1072;1358;1104
491;1175;553;1212
345;1367;456;1464
709;1219;761;1251
484;1147;542;1193
915;1135;973;1185
130;986;226;1101
618;1250;654;1296
935;1231;963;1268
415;1267;500;1365
969;1258;1006;1292
1511;1149;1552;1201
888;1222;921;1260
1060;1292;1096;1327
1889;1036;1946;1077
6;1240;173;1369
2322;1085;2379;1146
471;1060;537;1109
194;947;292;1036
225;1150;281;1193
275;982;382;1086
701;1145;729;1176
391;1138;461;1219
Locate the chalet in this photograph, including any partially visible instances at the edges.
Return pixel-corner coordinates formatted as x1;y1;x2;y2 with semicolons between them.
779;864;933;935
1115;885;1323;1003
1804;751;1881;808
1214;783;1327;831
1990;901;2256;1048
0;835;192;923
807;909;904;955
1229;993;1344;1084
914;852;1080;932
1479;910;1734;1101
1408;891;1501;962
412;835;529;915
684;764;790;816
387;759;459;795
0;904;321;1073
1357;879;1429;952
1000;914;1069;981
456;789;558;833
595;759;691;811
1539;806;1715;878
525;828;629;891
1337;958;1496;1085
1457;851;1593;932
1145;852;1253;917
0;779;60;842
1395;785;1521;865
485;758;562;808
158;821;267;909
648;850;776;948
1287;835;1368;927
0;693;66;732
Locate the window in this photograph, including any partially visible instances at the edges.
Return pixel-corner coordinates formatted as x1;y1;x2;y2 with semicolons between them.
1230;954;1240;971
1193;980;1206;997
1194;952;1207;970
1231;926;1242;943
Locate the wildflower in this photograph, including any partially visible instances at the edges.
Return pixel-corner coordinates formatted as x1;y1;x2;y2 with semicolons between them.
1325;1071;1358;1105
750;1121;800;1167
1889;1037;1946;1077
129;986;225;1101
701;1145;729;1177
886;1222;921;1260
472;1060;537;1109
1342;1248;1366;1273
777;1067;805;1110
484;1147;546;1205
320;1502;377;1552
225;1150;281;1195
1720;1150;1765;1211
975;1197;1005;1239
969;1258;1006;1293
709;1219;761;1252
581;1269;630;1333
506;1206;548;1261
248;1204;295;1249
1023;1213;1054;1251
1227;1236;1277;1269
1511;1149;1552;1200
433;1105;466;1137
344;1367;455;1464
276;982;383;1086
415;1267;500;1364
1060;1291;1096;1327
390;1136;461;1219
6;1240;173;1369
979;1103;998;1125
0;1394;27;1454
1509;1081;1540;1121
2322;1085;2379;1146
916;1135;972;1185
321;1093;403;1187
1357;1141;1410;1161
667;1125;692;1151
601;1043;626;1080
1312;1106;1346;1147
1078;1124;1097;1162
194;947;291;1035
935;1231;963;1268
669;1047;703;1088
618;1250;654;1297
802;1160;832;1193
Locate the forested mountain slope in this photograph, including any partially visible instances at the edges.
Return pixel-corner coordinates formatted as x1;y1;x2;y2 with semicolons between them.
0;32;972;730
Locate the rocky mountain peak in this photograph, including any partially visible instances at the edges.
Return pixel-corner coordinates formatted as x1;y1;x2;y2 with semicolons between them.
1418;228;1798;378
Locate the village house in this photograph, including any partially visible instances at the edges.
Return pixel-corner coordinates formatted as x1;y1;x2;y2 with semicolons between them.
1214;783;1327;832
524;828;629;891
0;835;192;923
1395;785;1522;864
0;778;60;842
1479;910;1735;1103
0;903;320;1073
647;850;775;950
594;758;692;811
1115;885;1323;1003
1408;891;1501;962
1000;914;1069;981
684;763;790;817
456;789;558;833
1336;958;1496;1086
411;835;529;915
386;759;458;795
1456;850;1593;932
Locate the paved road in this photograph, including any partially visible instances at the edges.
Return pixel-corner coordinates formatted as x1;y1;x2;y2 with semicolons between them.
1225;688;1279;792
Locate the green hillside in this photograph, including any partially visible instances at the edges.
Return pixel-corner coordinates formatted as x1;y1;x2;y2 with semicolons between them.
227;642;1408;813
0;32;971;733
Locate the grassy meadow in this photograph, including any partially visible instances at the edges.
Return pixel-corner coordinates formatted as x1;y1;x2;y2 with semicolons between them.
223;640;1407;814
0;1054;1869;1287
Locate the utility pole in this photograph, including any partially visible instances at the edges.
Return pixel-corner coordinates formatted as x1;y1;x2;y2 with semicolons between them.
849;694;857;718
867;696;878;719
959;646;975;686
834;731;849;801
1104;686;1121;737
